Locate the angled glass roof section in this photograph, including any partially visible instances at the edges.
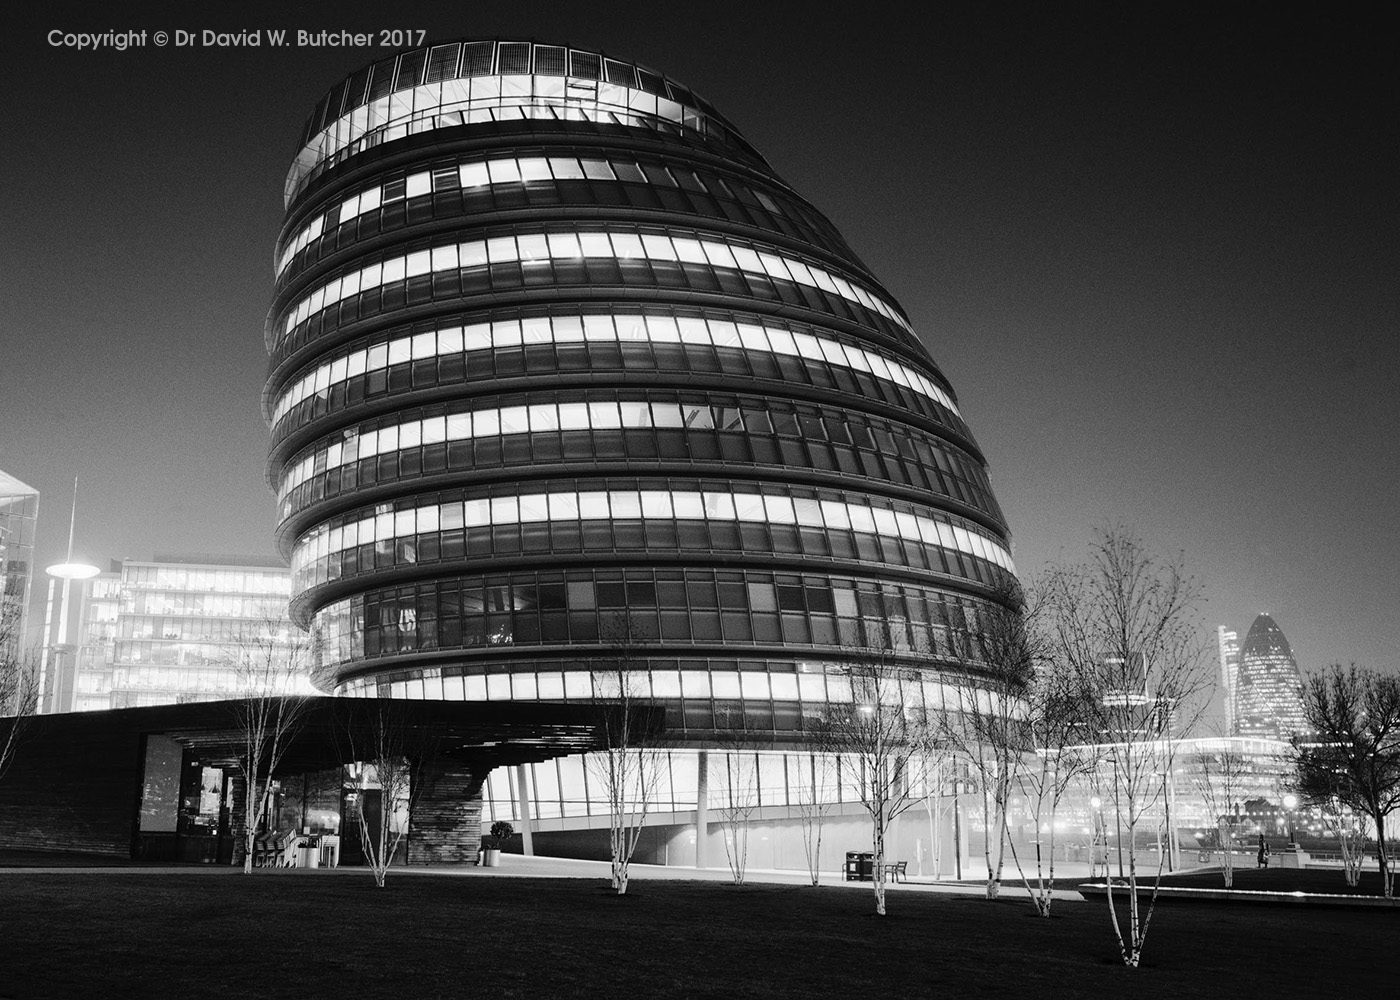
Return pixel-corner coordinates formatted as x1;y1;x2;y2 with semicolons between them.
285;38;768;206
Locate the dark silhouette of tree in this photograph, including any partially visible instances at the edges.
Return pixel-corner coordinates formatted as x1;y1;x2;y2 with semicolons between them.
1295;665;1400;897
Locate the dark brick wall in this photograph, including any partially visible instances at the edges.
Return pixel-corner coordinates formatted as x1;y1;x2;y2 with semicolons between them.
0;719;144;858
407;759;485;864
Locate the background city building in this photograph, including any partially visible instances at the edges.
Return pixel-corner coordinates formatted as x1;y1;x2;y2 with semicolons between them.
0;470;39;667
267;38;1018;864
1232;613;1307;740
47;555;300;712
67;567;120;712
1217;625;1240;734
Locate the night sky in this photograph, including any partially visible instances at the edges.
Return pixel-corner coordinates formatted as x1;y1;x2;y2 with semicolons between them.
3;2;1395;685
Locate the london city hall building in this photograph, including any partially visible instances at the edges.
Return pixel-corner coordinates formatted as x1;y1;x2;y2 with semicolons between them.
266;40;1016;865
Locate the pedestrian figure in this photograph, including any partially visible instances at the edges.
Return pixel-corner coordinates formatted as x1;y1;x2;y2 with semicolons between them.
1257;834;1269;869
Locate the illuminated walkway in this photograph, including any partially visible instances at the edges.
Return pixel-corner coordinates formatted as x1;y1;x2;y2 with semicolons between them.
0;851;1086;900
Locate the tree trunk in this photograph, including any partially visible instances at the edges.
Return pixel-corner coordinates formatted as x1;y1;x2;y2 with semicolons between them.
1038;821;1055;916
242;775;259;875
987;791;1009;900
1373;809;1391;898
873;817;887;916
982;782;998;900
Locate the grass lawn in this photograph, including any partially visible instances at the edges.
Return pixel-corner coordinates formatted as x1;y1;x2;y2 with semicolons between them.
0;871;1391;999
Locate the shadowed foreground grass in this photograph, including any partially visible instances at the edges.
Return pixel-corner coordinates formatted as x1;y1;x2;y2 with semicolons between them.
0;872;1390;999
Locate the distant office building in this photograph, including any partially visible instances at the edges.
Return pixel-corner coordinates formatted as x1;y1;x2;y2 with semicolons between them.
57;555;303;710
1072;733;1293;829
0;470;39;668
1233;613;1307;740
1171;735;1294;828
58;565;121;713
1217;626;1239;733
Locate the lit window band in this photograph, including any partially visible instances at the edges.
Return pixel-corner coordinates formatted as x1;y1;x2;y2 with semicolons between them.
274;230;913;343
278;154;742;276
290;488;1015;588
269;313;955;427
288;73;722;204
278;398;969;507
336;663;1004;714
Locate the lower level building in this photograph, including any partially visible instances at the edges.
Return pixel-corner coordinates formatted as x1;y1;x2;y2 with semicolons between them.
0;697;637;864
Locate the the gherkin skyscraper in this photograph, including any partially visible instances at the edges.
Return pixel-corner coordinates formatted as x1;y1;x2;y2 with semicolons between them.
1234;613;1306;740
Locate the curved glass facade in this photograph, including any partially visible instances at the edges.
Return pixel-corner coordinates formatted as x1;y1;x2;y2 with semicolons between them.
268;38;1017;744
1233;613;1307;740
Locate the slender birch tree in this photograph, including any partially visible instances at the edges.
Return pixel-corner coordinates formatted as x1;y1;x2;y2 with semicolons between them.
1007;658;1098;915
1191;738;1247;888
587;613;664;895
1043;528;1211;967
815;641;939;916
226;618;311;874
794;751;837;885
342;699;439;888
709;715;762;886
939;581;1034;900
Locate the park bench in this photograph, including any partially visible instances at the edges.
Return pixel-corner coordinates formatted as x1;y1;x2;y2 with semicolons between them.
882;861;908;883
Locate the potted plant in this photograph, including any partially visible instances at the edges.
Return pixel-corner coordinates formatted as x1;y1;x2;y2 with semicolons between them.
480;820;513;867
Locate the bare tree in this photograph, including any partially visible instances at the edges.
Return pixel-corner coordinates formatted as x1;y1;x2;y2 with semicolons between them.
1316;794;1369;889
709;717;761;886
1008;647;1099;915
1295;665;1400;897
0;605;39;788
1191;737;1248;888
793;751;837;885
1043;528;1211;967
940;579;1098;914
587;613;664;895
814;643;939;916
342;700;439;888
226;618;311;874
939;581;1034;901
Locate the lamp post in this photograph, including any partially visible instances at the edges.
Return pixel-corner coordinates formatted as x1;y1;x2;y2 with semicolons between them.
37;477;98;713
1282;793;1298;848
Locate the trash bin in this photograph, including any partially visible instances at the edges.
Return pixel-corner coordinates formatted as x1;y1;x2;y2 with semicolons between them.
295;845;320;868
844;851;874;881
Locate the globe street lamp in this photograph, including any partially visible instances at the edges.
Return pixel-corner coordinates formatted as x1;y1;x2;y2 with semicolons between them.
1089;796;1106;879
1282;793;1299;848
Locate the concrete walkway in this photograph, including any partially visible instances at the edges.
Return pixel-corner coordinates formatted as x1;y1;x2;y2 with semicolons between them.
0;851;1087;900
397;853;1088;901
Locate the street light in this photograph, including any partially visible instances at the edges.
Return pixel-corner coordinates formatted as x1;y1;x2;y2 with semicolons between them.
1282;793;1298;847
1088;796;1106;878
